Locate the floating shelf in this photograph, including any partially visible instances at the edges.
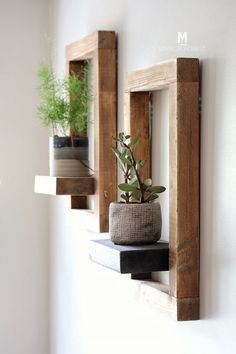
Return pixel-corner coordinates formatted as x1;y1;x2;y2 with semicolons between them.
34;176;95;196
89;239;169;274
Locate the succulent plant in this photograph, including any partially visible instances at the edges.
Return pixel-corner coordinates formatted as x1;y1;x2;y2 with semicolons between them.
112;132;166;203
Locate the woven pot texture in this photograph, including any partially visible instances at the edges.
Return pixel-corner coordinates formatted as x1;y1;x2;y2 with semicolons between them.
109;202;162;245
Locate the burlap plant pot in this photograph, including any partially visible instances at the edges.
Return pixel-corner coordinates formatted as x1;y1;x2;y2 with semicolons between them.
109;202;162;245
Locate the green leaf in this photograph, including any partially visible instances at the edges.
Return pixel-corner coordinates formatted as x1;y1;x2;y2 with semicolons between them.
118;183;138;192
112;136;120;142
120;194;129;203
118;162;126;174
136;160;145;170
125;134;131;139
120;154;132;166
130;177;138;185
144;178;152;186
145;193;159;202
128;136;139;147
112;148;123;165
149;186;166;193
112;147;120;156
130;179;138;187
132;189;141;200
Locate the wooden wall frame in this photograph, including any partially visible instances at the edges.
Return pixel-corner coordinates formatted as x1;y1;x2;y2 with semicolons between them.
66;31;117;232
125;58;200;321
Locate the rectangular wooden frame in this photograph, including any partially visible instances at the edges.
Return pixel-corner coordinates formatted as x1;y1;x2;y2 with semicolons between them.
125;58;200;320
66;31;117;232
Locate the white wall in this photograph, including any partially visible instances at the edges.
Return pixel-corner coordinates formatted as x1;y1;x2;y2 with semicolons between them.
49;1;236;354
0;1;49;354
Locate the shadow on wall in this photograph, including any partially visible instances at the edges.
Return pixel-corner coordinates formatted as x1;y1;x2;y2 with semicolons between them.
200;58;221;320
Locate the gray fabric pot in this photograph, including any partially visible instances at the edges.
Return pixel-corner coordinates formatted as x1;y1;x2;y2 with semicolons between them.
109;202;162;245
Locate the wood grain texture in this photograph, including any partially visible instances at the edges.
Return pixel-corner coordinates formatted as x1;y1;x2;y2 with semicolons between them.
34;176;95;195
127;59;176;91
129;92;150;180
176;297;199;321
66;31;117;232
66;31;116;61
176;58;199;83
97;47;117;231
127;58;199;92
169;82;200;299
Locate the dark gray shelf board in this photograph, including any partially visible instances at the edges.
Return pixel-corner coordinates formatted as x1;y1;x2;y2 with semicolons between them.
89;239;169;274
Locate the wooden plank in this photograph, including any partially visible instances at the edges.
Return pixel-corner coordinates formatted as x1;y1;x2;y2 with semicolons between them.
131;273;152;280
64;31;117;232
97;46;117;231
131;279;199;321
127;59;177;91
176;297;199;321
169;81;200;299
176;58;199;83
67;60;90;210
134;281;176;317
69;60;85;75
66;31;116;61
129;92;150;180
89;239;169;274
34;176;95;196
168;82;178;297
67;60;91;209
71;196;88;209
127;58;199;92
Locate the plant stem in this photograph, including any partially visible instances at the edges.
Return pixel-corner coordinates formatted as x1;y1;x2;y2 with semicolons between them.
124;170;130;202
122;142;145;203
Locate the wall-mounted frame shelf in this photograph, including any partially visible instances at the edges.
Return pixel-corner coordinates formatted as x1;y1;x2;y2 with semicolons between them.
35;31;117;231
89;239;169;274
122;57;200;321
34;176;95;196
90;58;199;321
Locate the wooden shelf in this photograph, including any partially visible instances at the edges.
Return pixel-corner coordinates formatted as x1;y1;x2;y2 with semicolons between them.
89;239;169;274
34;176;95;196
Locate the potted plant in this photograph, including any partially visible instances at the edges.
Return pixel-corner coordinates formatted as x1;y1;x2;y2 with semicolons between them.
37;64;92;177
109;133;166;245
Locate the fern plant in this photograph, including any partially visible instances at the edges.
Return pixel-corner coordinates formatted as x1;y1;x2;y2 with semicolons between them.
37;64;92;137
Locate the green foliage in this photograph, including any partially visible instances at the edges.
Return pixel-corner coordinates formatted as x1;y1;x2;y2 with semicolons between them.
37;64;92;136
112;132;166;203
